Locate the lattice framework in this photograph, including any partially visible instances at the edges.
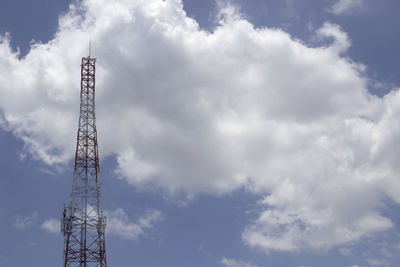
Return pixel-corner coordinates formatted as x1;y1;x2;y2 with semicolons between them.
62;56;107;267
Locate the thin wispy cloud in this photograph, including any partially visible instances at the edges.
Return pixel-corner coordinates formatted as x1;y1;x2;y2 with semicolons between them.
106;208;162;240
221;257;258;267
329;0;364;15
13;212;38;230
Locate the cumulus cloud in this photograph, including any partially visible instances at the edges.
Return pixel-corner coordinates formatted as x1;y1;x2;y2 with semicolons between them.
329;0;364;15
221;257;258;267
1;0;400;253
41;218;60;233
106;208;162;240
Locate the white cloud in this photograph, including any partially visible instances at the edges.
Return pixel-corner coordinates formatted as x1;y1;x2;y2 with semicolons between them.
329;0;364;15
41;209;162;238
106;208;162;240
221;257;258;267
41;218;60;233
13;212;38;230
316;22;351;54
216;0;243;25
1;0;400;253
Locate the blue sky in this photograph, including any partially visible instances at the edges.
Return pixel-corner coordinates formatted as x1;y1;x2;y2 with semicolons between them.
1;0;400;266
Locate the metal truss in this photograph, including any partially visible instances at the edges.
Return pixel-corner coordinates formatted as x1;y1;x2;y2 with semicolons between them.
62;56;107;267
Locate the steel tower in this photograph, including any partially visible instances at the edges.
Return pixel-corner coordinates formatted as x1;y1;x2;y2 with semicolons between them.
62;54;107;266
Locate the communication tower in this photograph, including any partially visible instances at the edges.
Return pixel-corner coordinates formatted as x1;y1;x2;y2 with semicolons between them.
61;53;107;266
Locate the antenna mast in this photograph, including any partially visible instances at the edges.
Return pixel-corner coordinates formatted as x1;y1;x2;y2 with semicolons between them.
62;54;107;266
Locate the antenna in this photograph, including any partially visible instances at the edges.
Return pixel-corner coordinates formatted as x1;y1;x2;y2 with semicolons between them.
89;40;92;57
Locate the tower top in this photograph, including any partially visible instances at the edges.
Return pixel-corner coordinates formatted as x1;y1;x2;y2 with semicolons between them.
89;40;92;58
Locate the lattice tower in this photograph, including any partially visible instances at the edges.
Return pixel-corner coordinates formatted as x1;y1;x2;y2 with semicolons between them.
62;55;107;267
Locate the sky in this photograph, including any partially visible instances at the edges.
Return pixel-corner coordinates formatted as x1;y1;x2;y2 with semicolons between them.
0;0;400;266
